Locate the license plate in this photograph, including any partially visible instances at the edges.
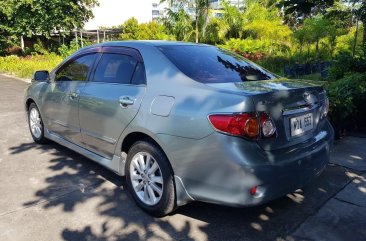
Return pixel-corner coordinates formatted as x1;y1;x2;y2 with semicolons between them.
290;113;313;137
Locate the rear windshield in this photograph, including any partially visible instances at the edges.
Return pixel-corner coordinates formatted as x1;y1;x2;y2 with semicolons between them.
159;45;277;83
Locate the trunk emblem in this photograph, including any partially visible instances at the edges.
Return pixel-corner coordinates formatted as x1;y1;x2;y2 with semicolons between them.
303;92;314;104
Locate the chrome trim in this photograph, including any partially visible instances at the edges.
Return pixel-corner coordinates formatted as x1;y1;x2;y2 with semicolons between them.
282;103;318;116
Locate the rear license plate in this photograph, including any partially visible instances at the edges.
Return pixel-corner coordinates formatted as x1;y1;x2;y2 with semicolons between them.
290;113;313;137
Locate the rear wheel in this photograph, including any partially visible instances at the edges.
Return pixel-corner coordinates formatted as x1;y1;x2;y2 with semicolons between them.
126;140;176;217
28;103;47;144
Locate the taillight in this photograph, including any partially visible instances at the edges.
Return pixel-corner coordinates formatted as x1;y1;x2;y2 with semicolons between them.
208;112;276;139
260;113;276;138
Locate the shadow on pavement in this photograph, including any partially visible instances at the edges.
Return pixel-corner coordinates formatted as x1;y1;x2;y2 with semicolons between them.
8;141;357;241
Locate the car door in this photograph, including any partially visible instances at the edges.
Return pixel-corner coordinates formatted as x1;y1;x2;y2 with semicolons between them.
43;52;99;145
78;47;146;159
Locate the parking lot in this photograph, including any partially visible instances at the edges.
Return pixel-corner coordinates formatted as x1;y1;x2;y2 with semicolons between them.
0;74;365;241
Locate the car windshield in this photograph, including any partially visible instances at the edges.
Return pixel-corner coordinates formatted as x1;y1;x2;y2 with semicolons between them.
159;45;277;83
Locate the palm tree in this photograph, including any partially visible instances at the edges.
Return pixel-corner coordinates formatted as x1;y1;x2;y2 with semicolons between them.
161;0;209;43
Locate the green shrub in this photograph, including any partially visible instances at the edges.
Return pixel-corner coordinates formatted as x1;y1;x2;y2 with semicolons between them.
328;51;366;81
0;53;62;78
58;42;79;58
326;73;366;135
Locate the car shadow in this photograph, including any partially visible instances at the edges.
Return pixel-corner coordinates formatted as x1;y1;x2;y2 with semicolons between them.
7;139;357;241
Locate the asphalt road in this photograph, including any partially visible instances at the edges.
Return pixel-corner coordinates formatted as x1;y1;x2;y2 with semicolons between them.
0;74;365;241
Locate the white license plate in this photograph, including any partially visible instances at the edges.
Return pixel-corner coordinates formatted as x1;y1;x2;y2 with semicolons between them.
290;113;313;137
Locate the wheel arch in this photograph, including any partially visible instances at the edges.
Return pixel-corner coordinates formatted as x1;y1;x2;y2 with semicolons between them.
120;130;193;207
121;131;170;166
25;98;35;112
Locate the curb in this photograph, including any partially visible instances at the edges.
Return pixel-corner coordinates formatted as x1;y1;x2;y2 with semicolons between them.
0;73;31;83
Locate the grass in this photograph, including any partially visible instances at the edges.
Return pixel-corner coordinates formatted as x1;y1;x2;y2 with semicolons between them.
0;54;63;79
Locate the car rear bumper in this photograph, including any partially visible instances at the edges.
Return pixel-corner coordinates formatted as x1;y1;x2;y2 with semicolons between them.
158;120;334;207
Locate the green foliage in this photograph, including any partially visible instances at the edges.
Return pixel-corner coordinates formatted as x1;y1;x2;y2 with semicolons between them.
33;39;49;55
221;38;272;54
280;0;335;26
120;18;174;40
162;9;194;41
221;1;243;39
162;0;210;42
120;17;140;40
202;17;226;44
328;51;366;80
138;21;175;40
58;42;79;58
0;0;98;53
0;53;62;78
0;1;16;54
12;0;98;37
326;72;366;132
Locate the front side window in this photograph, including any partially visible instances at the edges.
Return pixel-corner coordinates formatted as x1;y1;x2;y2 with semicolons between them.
159;45;277;83
56;54;96;82
93;53;137;84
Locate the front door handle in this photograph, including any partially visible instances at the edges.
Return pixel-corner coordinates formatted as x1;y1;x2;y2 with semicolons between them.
118;96;134;108
69;90;80;99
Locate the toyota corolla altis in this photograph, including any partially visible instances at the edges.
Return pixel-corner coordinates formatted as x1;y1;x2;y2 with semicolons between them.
25;41;334;216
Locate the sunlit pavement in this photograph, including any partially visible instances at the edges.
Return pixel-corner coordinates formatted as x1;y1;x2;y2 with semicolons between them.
0;74;365;241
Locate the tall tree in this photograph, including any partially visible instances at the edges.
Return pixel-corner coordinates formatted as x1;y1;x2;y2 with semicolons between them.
0;1;13;53
11;0;98;39
162;8;194;41
161;0;209;43
280;0;336;27
221;1;244;39
347;0;366;54
120;17;140;40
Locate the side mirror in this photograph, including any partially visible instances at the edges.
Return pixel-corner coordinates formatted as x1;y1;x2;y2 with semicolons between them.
32;70;50;82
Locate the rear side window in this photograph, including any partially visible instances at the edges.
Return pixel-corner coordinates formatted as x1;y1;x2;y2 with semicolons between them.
131;63;146;85
93;53;137;84
159;45;277;83
56;54;96;82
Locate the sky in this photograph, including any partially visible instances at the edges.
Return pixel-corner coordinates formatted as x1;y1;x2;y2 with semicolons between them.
84;0;161;30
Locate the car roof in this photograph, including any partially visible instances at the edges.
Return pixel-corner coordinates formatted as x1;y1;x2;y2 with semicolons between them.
79;40;210;51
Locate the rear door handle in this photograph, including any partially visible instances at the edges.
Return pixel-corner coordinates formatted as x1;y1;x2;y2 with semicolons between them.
118;96;134;107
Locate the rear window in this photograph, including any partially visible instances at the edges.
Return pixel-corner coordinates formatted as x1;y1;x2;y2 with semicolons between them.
159;45;276;83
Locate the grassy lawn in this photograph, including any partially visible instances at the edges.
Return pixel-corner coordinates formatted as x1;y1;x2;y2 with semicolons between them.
0;54;63;79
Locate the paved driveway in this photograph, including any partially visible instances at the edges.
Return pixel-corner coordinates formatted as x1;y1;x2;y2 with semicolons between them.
0;74;365;241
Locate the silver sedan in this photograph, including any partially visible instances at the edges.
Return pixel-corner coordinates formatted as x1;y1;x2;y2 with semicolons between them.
25;41;334;216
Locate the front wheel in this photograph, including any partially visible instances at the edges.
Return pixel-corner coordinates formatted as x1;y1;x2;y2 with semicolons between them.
28;103;47;144
126;140;176;217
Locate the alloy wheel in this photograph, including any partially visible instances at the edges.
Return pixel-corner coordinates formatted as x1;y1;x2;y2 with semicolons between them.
29;107;42;139
129;152;164;206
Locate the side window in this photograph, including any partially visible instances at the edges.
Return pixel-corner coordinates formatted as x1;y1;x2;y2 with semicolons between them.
93;53;137;84
131;63;146;85
56;54;96;82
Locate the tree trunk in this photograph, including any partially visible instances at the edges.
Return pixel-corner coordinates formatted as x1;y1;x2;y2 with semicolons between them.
315;39;319;61
353;19;359;57
363;20;366;56
195;14;199;43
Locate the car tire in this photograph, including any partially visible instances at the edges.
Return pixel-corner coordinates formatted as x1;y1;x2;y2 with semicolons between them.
28;102;48;144
126;140;176;217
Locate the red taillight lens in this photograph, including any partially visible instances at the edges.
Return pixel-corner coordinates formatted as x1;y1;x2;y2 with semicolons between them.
208;112;276;139
250;186;257;196
208;113;259;138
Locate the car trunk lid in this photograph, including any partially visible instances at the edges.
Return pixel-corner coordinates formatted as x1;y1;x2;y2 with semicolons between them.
207;79;326;151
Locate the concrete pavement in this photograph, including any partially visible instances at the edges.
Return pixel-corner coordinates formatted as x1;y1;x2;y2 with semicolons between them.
0;74;365;241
